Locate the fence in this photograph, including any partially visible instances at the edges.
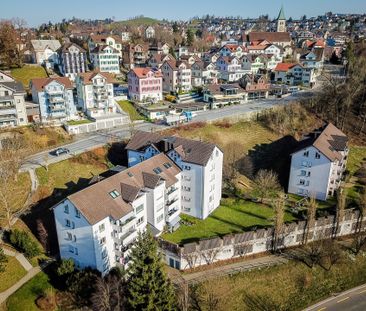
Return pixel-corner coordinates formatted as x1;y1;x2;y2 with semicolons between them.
159;208;366;270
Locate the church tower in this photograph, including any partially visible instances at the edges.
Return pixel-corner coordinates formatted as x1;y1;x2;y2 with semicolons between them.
276;5;286;32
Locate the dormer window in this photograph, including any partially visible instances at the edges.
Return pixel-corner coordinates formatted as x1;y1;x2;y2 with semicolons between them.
109;190;120;199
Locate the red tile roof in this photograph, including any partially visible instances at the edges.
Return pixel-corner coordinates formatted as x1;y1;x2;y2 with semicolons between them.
131;67;162;78
274;63;300;72
31;77;73;92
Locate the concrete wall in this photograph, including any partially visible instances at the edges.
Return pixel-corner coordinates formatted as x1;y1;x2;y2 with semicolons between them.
160;209;366;270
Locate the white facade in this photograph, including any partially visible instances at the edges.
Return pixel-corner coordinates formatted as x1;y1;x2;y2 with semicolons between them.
90;46;120;74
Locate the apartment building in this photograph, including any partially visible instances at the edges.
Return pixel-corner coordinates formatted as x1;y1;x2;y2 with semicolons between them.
127;67;163;102
191;61;218;87
288;123;348;201
30;40;61;69
54;153;181;274
161;60;192;93
273;63;316;87
58;42;88;80
88;35;123;58
0;71;27;127
126;131;223;220
30;77;76;122
216;56;246;82
75;71;116;118
122;43;149;69
90;45;120;74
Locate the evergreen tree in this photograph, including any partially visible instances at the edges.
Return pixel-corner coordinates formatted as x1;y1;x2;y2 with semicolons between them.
186;28;195;46
126;230;176;311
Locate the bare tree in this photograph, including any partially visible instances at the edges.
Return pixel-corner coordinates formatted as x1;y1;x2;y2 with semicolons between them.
272;192;285;252
304;196;318;244
335;186;346;237
201;248;221;265
253;169;281;203
181;252;199;270
222;142;243;192
36;219;48;252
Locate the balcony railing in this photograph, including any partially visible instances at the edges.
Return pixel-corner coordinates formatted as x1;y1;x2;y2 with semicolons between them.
49;96;64;104
0;96;14;103
0;108;17;116
167;187;178;196
167;208;179;217
166;197;178;207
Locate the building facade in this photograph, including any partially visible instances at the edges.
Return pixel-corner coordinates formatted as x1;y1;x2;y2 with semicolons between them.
288;123;348;201
58;42;88;80
30;40;61;69
30;77;76;122
90;45;120;74
0;71;27;127
128;67;163;102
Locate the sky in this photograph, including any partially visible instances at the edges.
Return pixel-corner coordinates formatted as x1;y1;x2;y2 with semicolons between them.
2;0;366;27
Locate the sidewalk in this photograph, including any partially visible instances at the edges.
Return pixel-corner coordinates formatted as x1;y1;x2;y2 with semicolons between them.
170;254;288;284
3;248;33;271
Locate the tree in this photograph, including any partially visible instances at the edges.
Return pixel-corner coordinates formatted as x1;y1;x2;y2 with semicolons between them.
9;229;41;258
0;20;22;68
36;219;48;252
272;192;285;252
0;248;8;273
335;186;346;237
56;258;75;277
169;47;177;59
126;230;176;311
222;142;242;192
186;28;195;46
304;196;318;244
253;169;281;203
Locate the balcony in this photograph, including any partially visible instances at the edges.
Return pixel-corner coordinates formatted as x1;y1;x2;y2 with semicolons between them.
0;108;17;116
49;96;64;104
167;187;178;196
47;89;63;95
0;96;14;103
120;228;137;246
166;197;179;207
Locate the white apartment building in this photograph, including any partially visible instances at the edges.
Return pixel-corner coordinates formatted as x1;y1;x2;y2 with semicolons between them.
75;71;117;118
216;56;246;82
90;45;120;74
54;153;181;274
0;71;27;127
126;131;223;219
288;123;348;201
161;60;192;93
191;61;218;87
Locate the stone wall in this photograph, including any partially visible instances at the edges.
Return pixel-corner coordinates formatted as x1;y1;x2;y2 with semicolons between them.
159;209;366;270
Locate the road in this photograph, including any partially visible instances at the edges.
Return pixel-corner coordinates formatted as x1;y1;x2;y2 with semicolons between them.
20;94;302;172
304;284;366;311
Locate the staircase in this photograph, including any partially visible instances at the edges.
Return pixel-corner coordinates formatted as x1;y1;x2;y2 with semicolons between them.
177;93;203;103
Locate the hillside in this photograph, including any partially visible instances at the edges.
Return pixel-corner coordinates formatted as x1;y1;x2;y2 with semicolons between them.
113;16;160;26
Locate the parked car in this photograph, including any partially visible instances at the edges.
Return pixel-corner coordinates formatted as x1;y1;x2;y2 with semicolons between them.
51;147;70;157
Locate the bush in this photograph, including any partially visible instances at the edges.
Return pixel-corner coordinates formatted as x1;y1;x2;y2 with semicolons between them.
56;259;74;277
9;229;41;258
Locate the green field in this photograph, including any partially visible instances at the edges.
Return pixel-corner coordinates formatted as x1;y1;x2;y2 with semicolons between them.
0;255;27;293
113;17;160;26
66;119;93;126
118;100;146;121
162;198;297;245
10;65;48;89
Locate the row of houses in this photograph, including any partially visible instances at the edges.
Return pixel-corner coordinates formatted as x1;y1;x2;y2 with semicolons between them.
54;122;349;274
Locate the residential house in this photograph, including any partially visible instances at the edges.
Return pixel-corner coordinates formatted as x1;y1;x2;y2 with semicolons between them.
126;131;223;220
145;26;155;39
273;63;315;87
149;42;170;56
161;60;192;93
0;71;27;127
58;42;88;80
122;44;149;69
241;54;267;73
247;32;292;55
54;153;182;274
219;44;245;58
191;61;218;87
30;40;61;69
203;84;247;108
90;45;120;74
216;56;246;82
238;74;269;100
30;77;76;122
147;54;175;69
88;35;123;58
128;67;163;102
288;123;348;201
75;71;116;118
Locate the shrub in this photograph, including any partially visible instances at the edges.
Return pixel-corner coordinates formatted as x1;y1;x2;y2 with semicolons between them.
56;259;74;277
9;229;41;258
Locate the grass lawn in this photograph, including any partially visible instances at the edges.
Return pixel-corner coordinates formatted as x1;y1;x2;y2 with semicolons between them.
117;100;146;121
162;198;297;245
66;119;93;126
0;256;27;293
6;272;52;311
10;65;48;89
345;146;366;204
195;251;366;311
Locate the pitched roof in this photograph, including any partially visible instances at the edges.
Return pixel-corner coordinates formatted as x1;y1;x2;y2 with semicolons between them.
126;131;218;166
294;123;348;162
248;32;291;43
67;153;181;225
31;40;61;51
274;62;300;72
59;42;86;53
31;77;73;92
277;6;286;20
130;67;163;79
91;45;120;54
90;34;123;45
77;71;116;84
0;81;25;94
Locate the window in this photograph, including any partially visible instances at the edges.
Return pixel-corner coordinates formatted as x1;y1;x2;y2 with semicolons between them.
109;190;120;199
136;216;144;226
153;167;162;174
182;186;191;192
315;152;321;159
69;245;74;253
307;171;311;177
100;237;106;245
299;179;305;185
64;205;69;214
135;204;144;214
75;208;80;218
74;247;78;255
300;170;306;176
66;232;72;240
184;165;191;171
163;162;172;169
72;221;75;229
73;235;77;242
99;223;105;232
157;214;164;223
65;219;71;227
183;207;191;212
102;249;107;259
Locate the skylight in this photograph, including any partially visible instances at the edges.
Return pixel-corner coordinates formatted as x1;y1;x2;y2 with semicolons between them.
109;190;120;199
153;167;162;174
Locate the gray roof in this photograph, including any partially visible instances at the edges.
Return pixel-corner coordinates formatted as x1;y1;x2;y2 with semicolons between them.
31;40;61;52
0;81;25;94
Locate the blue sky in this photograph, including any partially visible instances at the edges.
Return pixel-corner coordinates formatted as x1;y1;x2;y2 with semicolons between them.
2;0;366;27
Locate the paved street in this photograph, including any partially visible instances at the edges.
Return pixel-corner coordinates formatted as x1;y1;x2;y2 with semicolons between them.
20;93;303;172
304;283;366;311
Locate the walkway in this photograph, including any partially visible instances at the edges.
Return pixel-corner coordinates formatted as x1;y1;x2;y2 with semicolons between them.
0;247;41;304
170;255;288;284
